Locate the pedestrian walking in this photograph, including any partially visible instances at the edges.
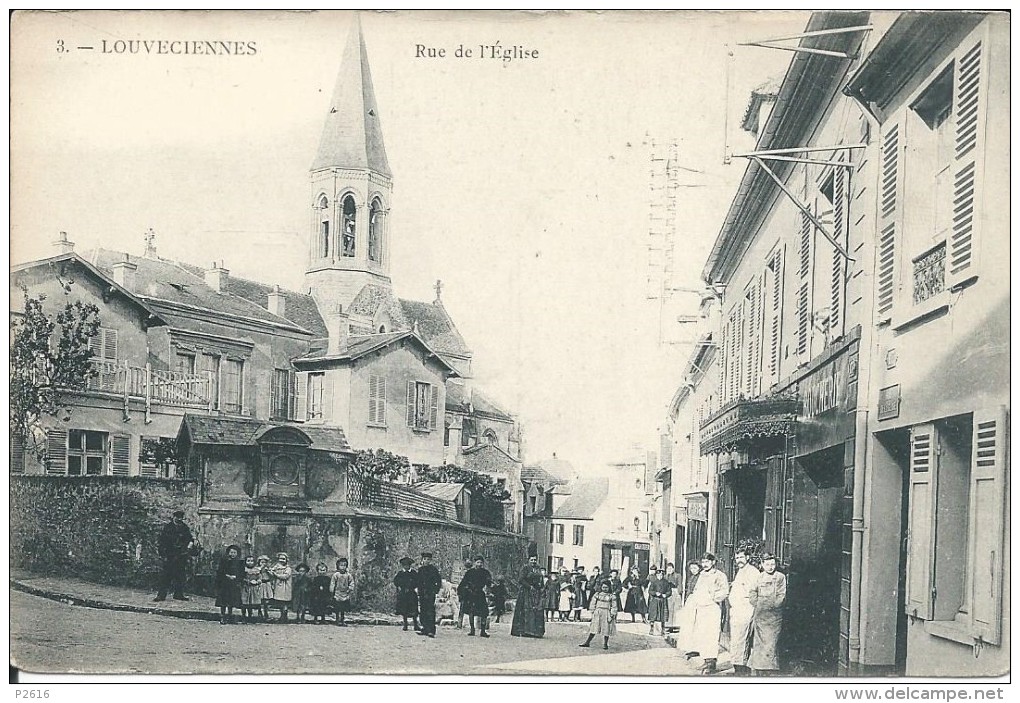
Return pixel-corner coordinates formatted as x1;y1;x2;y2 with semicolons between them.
214;544;243;624
490;577;509;623
683;553;729;675
416;552;442;638
269;553;293;622
154;510;195;602
646;565;671;635
460;556;493;637
510;555;546;638
308;563;332;624
623;567;648;623
728;548;761;675
748;554;786;676
394;556;420;632
330;557;355;627
291;563;311;623
578;580;618;650
241;556;262;623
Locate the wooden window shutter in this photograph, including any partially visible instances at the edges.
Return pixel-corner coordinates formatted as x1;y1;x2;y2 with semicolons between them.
429;383;439;431
294;371;308;421
287;371;297;420
967;406;1007;645
110;434;131;475
321;373;333;421
104;328;119;361
796;284;809;356
876;121;903;318
367;376;377;425
947;38;986;289
769;249;784;381
269;371;278;418
799;212;812;279
831;161;848;336
88;333;103;360
406;381;416;427
46;428;67;475
11;433;25;475
905;423;937;620
377;377;386;425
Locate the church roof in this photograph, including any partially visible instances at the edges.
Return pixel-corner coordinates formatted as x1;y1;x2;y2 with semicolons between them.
399;298;471;357
446;383;514;422
311;16;391;177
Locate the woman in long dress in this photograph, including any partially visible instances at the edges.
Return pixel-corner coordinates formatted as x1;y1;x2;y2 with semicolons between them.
578;580;618;650
511;556;546;638
622;568;647;623
749;554;787;675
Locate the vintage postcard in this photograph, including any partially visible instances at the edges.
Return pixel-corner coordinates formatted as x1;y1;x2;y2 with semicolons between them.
8;10;1009;684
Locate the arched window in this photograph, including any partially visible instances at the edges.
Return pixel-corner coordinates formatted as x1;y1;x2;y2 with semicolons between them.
378;325;386;333
341;195;357;257
317;195;330;258
368;198;382;263
483;429;498;446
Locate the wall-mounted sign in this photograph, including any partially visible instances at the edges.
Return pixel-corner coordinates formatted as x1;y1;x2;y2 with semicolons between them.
885;348;898;369
878;385;901;421
687;493;708;522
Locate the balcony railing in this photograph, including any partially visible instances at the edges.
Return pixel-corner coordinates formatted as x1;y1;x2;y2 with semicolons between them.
86;360;213;413
913;241;946;305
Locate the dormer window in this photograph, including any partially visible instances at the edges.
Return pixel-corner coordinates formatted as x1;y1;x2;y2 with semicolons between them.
317;195;330;258
341;195;357;257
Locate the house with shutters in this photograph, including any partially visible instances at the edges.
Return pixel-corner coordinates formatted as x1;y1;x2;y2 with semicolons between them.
843;12;1009;677
10;17;523;551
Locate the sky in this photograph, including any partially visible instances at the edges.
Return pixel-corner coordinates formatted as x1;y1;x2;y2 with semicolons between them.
10;10;806;472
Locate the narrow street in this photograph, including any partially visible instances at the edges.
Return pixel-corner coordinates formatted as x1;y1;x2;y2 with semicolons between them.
11;591;685;676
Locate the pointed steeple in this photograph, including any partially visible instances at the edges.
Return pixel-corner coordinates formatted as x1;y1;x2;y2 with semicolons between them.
312;15;391;177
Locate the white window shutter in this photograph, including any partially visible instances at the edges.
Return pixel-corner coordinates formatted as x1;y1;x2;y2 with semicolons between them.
269;372;278;418
947;39;986;289
905;423;937;620
294;371;308;421
88;333;102;361
429;383;439;431
769;249;784;382
110;434;131;475
796;284;809;357
46;429;67;475
104;328;119;361
321;373;333;421
288;371;296;420
967;406;1006;645
876;121;902;319
367;376;377;425
831;161;847;336
378;377;387;425
406;381;416;428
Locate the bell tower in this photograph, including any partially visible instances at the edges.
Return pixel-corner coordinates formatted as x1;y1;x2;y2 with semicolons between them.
306;15;393;315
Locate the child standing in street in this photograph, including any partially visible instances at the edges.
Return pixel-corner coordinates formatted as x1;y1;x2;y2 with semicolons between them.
257;555;273;622
241;555;262;623
579;580;618;650
269;552;293;623
214;545;243;625
558;580;574;621
490;577;508;623
308;563;332;625
330;557;355;626
291;563;311;623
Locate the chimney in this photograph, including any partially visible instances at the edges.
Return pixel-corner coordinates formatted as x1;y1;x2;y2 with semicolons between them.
328;309;350;356
111;253;137;290
204;261;229;292
52;231;75;255
267;285;286;317
143;228;158;258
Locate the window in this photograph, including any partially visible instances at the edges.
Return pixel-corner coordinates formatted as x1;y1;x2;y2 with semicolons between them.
88;327;119;391
68;430;107;476
572;524;584;546
368;374;386;427
221;359;243;414
199;354;220;409
406;381;438;432
443;424;451;446
308;372;325;420
368;198;382;263
317;195;330;258
551;556;564;571
139;436;178;478
529;496;537;514
271;369;294;420
175;352;195;376
484;428;498;446
341;195;357;257
550;523;564;544
905;408;1006;645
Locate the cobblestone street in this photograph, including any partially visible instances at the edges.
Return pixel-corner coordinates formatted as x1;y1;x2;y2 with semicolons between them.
11;590;688;676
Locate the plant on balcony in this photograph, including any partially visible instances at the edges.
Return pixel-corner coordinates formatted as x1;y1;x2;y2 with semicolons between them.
10;284;101;460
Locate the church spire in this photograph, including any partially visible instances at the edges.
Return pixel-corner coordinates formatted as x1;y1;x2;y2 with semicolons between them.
311;14;391;177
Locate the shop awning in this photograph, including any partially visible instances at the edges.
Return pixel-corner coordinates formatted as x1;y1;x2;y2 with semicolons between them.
699;396;800;455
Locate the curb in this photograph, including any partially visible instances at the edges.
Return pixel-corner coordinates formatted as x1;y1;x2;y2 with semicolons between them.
10;578;399;626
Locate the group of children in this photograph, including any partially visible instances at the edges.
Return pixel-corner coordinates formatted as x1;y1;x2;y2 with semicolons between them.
214;546;355;625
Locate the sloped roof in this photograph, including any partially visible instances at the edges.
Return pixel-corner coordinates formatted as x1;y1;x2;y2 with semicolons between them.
175;261;326;337
446;382;514;421
740;75;781;133
399;298;471;357
521;464;567;485
311;16;391;176
528;456;576;481
461;442;521;477
553;479;609;520
179;414;353;453
89;248;310;335
292;331;461;376
412;482;467;502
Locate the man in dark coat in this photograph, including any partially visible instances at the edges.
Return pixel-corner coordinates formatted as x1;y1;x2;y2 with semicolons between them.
155;510;195;601
460;556;493;637
416;552;442;638
393;557;420;632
